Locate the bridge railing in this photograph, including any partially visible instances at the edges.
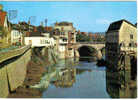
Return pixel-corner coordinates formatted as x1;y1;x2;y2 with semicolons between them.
0;45;31;64
76;42;105;44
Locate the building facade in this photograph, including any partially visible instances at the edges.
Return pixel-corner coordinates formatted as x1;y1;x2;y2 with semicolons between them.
0;5;11;45
24;36;55;47
11;30;23;45
105;19;137;69
53;21;77;59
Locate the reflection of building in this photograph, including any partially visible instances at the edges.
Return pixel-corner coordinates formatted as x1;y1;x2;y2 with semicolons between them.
106;71;137;98
53;68;76;88
105;19;137;68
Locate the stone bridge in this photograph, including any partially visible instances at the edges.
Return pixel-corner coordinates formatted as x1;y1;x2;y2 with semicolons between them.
73;42;105;59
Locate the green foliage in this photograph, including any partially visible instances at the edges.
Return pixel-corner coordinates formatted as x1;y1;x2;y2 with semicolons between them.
0;26;8;37
0;26;2;30
76;34;91;42
0;26;3;35
96;37;105;42
87;46;97;53
76;34;105;42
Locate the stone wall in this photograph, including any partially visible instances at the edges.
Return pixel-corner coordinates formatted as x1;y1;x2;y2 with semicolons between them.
0;49;31;98
0;67;9;98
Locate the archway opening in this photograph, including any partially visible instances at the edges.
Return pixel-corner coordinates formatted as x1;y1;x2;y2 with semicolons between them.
101;47;105;59
78;46;97;61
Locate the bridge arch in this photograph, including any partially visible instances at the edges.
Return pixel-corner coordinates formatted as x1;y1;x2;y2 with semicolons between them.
77;45;102;60
74;43;105;60
78;45;97;57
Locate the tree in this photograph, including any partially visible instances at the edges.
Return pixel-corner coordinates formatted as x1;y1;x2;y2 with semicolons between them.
76;34;91;42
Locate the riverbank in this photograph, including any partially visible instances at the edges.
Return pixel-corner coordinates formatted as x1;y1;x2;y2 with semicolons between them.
8;47;58;98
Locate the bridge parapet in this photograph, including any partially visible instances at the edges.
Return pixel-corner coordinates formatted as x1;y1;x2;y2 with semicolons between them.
75;42;105;44
74;42;105;51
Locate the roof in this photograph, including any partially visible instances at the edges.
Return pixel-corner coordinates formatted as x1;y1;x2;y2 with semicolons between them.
44;26;53;32
29;31;44;37
11;24;20;30
107;19;136;32
19;21;28;25
135;23;137;27
0;10;7;26
55;21;73;26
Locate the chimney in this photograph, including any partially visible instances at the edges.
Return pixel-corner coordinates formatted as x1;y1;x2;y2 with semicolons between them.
33;26;37;32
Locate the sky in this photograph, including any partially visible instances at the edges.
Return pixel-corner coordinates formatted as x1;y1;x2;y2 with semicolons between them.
0;1;137;32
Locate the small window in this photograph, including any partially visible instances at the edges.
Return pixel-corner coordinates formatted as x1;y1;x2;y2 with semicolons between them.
120;42;125;47
130;34;133;39
129;43;132;47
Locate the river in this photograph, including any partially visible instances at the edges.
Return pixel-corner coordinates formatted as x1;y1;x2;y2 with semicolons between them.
30;58;136;98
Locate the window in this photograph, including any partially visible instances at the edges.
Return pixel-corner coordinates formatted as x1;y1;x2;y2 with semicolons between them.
129;43;132;47
120;42;125;47
130;34;133;39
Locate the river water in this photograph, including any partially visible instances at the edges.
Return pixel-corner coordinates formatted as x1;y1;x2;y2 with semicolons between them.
31;58;136;98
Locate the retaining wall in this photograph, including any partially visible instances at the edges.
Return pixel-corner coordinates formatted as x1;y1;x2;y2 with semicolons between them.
0;49;31;98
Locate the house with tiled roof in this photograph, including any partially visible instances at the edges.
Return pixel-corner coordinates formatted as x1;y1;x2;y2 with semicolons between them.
54;21;77;59
105;19;137;68
0;7;8;36
0;5;11;46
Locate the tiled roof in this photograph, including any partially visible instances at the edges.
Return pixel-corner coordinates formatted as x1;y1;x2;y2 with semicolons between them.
44;26;53;32
0;10;7;26
56;21;73;26
29;31;44;37
107;19;136;32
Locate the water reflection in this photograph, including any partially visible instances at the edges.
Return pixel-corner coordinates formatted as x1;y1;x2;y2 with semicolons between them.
106;70;137;98
79;57;96;62
30;58;78;89
51;68;76;88
30;58;136;98
41;59;109;98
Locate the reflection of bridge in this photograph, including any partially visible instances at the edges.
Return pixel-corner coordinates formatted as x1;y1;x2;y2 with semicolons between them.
74;42;105;59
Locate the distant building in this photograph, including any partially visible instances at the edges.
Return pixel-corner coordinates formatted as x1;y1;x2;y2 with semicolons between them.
81;32;87;35
18;21;35;36
0;5;11;44
106;19;137;67
54;21;77;43
77;30;81;34
24;32;55;47
88;33;105;42
11;29;23;45
44;26;53;33
53;21;77;58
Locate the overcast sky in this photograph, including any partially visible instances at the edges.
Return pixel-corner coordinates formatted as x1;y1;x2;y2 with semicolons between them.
0;1;137;32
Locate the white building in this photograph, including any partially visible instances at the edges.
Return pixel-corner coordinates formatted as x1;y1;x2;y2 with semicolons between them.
24;37;55;47
54;21;77;44
42;33;50;38
11;30;23;45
